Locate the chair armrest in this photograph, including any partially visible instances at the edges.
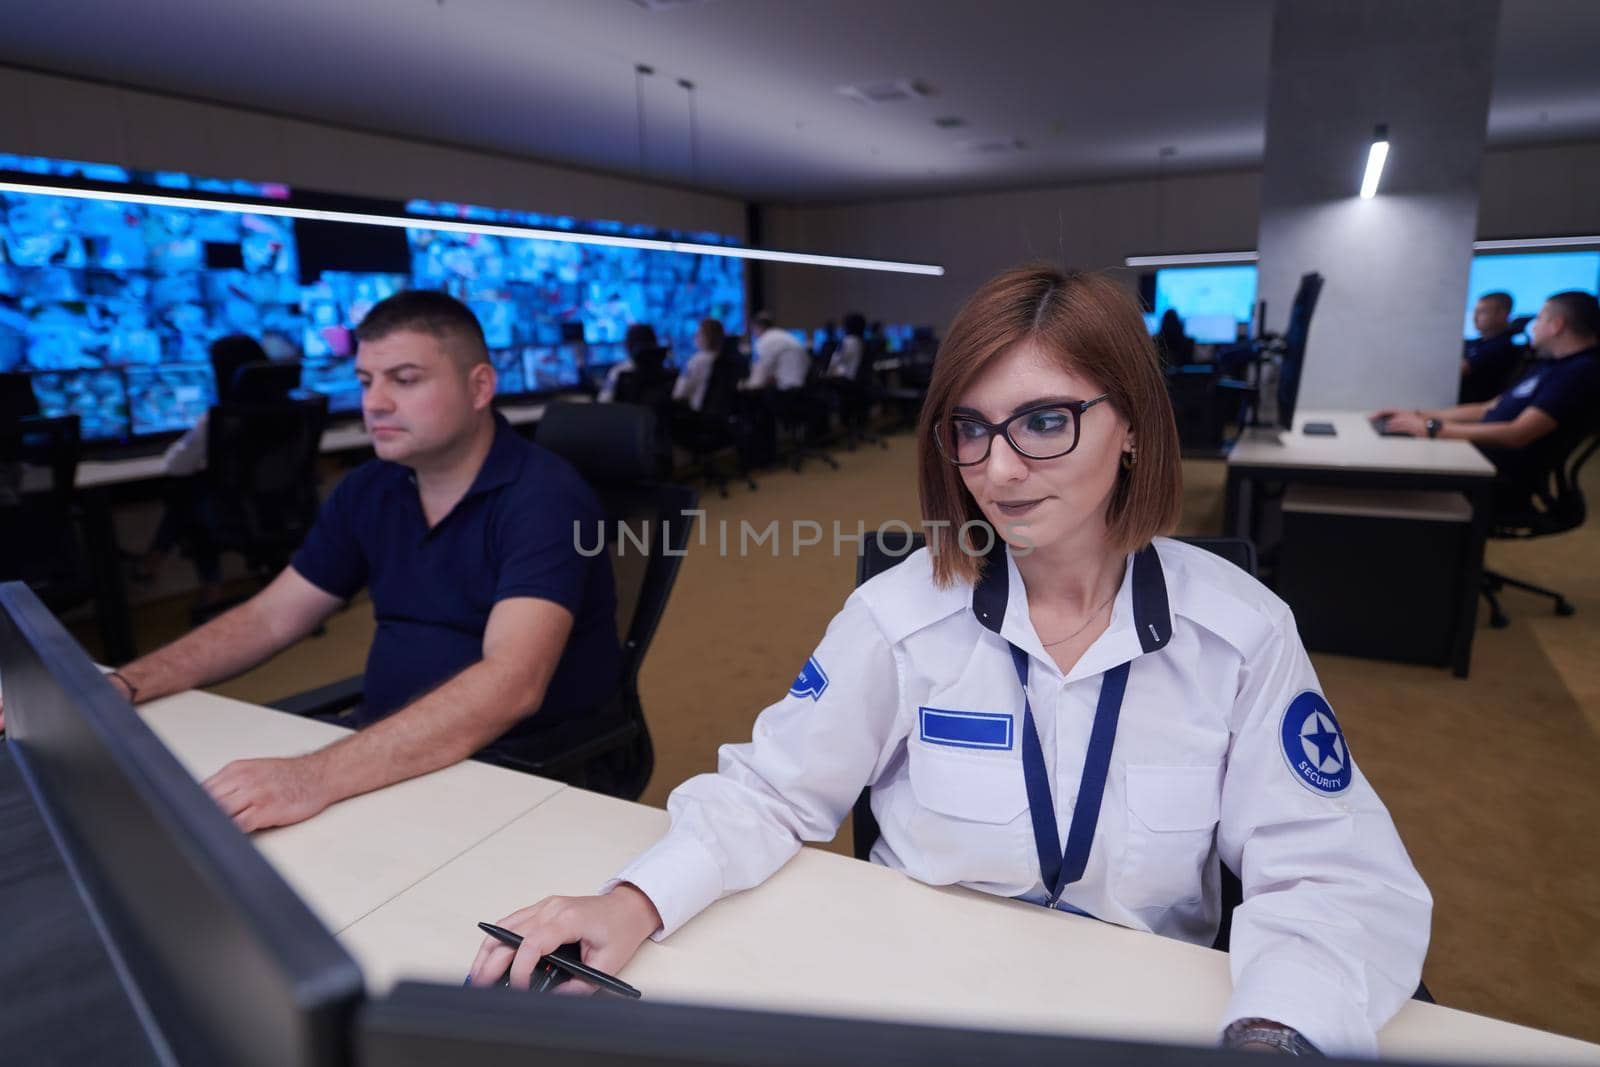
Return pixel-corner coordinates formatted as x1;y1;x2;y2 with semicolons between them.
268;674;364;717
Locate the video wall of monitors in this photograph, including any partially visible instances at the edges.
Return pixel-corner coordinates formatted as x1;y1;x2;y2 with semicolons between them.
1463;250;1600;339
1;156;746;439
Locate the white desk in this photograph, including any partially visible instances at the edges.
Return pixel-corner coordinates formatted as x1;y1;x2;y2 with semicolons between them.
1224;409;1497;677
142;690;564;933
145;691;1600;1064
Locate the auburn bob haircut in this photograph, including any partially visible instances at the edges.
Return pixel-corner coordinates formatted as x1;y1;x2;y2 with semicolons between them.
916;264;1184;587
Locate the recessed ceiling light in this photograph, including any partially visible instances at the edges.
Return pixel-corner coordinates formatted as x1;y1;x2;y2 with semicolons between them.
933;116;967;129
837;79;935;105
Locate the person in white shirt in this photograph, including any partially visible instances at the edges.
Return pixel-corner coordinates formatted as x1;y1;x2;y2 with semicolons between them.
742;312;810;391
469;265;1431;1058
670;318;724;413
825;312;867;381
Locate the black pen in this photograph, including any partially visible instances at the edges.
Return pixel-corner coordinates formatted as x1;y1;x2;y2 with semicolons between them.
477;921;642;999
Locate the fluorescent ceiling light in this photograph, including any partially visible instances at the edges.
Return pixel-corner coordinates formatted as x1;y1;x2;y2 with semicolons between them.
1359;125;1389;200
1124;251;1259;268
0;180;946;277
1474;235;1600;251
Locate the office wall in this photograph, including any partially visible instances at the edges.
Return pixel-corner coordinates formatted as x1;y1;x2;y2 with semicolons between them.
762;144;1599;337
0;65;747;240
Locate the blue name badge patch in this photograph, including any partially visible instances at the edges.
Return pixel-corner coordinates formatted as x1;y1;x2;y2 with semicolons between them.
919;707;1013;751
790;657;829;701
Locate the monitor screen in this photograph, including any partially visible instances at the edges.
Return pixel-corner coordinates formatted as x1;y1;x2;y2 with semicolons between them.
30;368;130;441
300;356;362;415
523;345;581;393
125;363;216;436
1141;312;1159;335
1185;313;1240;345
1463;251;1600;339
300;272;408;359
1152;265;1257;339
489;347;526;396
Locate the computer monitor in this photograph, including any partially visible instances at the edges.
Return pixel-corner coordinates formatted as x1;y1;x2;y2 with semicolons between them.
125;362;217;436
522;345;582;393
1463;250;1600;339
1274;272;1324;431
358;981;1278;1067
1152;265;1258;344
489;347;526;396
0;581;363;1066
30;368;131;441
300;356;362;415
1185;314;1238;345
559;320;587;344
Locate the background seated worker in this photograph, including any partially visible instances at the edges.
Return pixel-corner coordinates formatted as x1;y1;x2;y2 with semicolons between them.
468;266;1432;1059
1458;291;1523;404
740;311;810;391
0;291;622;829
1374;291;1600;505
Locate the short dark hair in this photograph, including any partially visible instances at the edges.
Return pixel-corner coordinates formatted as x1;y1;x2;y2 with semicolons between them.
1546;291;1600;340
843;312;867;337
208;334;269;404
623;322;660;359
1477;291;1513;315
354;290;489;367
752;311;775;331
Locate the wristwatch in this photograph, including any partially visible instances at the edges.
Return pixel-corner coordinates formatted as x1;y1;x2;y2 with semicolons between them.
1425;417;1442;438
1222;1017;1322;1055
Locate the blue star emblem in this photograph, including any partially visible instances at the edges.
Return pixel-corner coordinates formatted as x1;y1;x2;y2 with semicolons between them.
1279;692;1352;795
1300;713;1345;773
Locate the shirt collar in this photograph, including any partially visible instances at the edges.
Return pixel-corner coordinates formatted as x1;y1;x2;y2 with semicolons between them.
970;539;1173;683
458;411;525;500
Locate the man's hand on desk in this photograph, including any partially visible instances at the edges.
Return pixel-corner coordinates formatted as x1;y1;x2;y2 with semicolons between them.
203;754;334;832
1375;410;1428;437
467;885;661;992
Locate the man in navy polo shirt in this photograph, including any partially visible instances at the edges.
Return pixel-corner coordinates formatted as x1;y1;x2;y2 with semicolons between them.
1375;290;1600;500
1458;290;1524;404
75;290;621;831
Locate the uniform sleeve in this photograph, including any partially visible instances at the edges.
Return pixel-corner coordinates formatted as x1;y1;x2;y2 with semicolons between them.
607;592;902;938
1216;604;1432;1056
1527;361;1600;428
289;474;369;601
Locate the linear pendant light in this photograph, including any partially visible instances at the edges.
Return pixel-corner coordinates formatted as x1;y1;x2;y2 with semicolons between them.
1359;124;1389;199
0;180;946;277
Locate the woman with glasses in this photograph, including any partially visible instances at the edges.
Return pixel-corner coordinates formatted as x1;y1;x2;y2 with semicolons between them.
469;266;1430;1057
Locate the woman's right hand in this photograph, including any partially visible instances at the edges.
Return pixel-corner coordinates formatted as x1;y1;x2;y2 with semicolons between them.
467;883;662;992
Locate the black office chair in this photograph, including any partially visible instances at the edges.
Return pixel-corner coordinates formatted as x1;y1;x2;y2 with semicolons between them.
0;371;40;423
671;348;759;498
1480;428;1600;628
272;403;697;800
186;395;328;623
766;375;840;473
0;415;95;617
612;347;677;413
831;335;888;452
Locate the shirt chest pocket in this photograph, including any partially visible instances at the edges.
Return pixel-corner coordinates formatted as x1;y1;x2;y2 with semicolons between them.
1119;763;1222;909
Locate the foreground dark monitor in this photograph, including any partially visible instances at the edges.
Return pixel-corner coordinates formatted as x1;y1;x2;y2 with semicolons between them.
0;582;363;1067
359;981;1440;1067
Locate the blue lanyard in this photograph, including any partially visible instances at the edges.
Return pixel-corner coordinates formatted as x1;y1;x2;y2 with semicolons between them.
1011;643;1130;909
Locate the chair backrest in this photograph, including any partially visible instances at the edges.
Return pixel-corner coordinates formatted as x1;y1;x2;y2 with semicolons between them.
0;416;84;590
613;351;677;411
699;348;745;419
534;401;698;797
0;371;41;423
203;396;329;548
230;360;302;404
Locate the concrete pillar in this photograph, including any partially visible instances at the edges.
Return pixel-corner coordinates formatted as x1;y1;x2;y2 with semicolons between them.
1257;0;1501;410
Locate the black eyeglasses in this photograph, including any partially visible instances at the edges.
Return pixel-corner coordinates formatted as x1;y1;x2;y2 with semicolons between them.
935;395;1110;466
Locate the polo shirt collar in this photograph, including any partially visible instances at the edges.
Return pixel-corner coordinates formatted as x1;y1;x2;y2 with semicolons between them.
458;411;526;501
971;538;1173;683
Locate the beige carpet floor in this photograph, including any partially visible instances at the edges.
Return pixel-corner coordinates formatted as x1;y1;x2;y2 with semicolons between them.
97;431;1600;1044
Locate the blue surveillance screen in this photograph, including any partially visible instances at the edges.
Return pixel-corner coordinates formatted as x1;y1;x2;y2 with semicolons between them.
1152;265;1258;343
0;156;747;439
1463;251;1600;338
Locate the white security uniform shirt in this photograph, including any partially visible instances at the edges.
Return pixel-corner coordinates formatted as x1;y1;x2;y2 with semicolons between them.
614;538;1431;1056
826;335;864;380
671;349;717;411
747;329;810;391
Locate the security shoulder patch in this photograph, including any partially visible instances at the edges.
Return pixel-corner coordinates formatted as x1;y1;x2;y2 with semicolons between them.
790;656;829;701
1278;690;1352;795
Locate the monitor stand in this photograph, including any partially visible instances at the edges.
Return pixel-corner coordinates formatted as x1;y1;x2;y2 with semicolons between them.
1238;423;1285;444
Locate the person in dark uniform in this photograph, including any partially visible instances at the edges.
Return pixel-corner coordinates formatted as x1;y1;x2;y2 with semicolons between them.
1459;291;1523;404
1377;291;1600;505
